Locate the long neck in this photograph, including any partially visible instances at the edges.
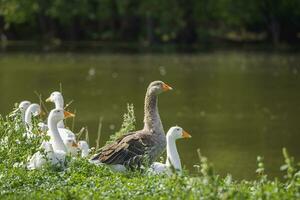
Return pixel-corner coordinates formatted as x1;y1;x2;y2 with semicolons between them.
48;117;67;152
143;91;163;131
55;100;64;109
165;136;182;171
21;110;26;124
55;100;65;128
25;110;32;130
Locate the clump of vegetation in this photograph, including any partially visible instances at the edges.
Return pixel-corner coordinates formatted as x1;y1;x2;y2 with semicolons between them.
0;105;300;199
105;103;136;145
0;108;48;169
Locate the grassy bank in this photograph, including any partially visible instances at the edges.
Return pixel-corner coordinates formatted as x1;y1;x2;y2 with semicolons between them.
0;106;299;199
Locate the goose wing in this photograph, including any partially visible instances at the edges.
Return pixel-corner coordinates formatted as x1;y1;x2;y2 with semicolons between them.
91;131;155;168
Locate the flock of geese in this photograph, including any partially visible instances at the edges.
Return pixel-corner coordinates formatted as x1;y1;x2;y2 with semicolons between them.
17;80;191;174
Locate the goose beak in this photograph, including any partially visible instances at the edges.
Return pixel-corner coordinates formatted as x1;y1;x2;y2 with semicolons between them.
182;130;191;138
12;108;20;114
64;111;75;119
45;97;52;102
72;141;78;147
162;83;173;91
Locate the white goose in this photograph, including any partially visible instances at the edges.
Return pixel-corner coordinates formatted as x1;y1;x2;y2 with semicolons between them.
45;91;75;134
149;126;191;175
27;141;66;170
63;136;79;156
45;91;78;155
61;138;90;157
24;103;41;138
11;101;31;123
77;141;90;158
28;109;74;169
47;109;74;152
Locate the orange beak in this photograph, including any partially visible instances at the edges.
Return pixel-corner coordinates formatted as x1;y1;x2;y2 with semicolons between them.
64;111;75;119
182;130;192;138
72;141;78;147
162;83;173;91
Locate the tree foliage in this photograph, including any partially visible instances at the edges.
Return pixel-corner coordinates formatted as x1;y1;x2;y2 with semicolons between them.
0;0;299;45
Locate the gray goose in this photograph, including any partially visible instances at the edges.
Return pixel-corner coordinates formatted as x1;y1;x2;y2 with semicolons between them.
90;80;173;170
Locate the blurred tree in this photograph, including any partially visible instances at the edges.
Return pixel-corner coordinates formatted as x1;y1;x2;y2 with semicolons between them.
139;0;184;44
0;0;299;46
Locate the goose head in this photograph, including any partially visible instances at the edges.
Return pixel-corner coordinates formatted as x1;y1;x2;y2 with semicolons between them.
14;101;31;121
26;104;41;117
64;137;78;149
78;141;89;157
19;101;31;112
147;81;173;95
48;109;75;124
167;126;191;140
78;141;89;151
46;91;64;108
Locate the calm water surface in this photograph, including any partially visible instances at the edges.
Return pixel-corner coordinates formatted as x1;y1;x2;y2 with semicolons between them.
0;52;299;179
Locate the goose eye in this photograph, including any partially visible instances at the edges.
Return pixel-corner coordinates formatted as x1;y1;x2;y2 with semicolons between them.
176;128;180;131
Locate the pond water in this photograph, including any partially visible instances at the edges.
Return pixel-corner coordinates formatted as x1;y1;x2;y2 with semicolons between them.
0;51;299;179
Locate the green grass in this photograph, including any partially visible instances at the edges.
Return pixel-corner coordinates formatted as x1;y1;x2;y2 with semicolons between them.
0;106;300;199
